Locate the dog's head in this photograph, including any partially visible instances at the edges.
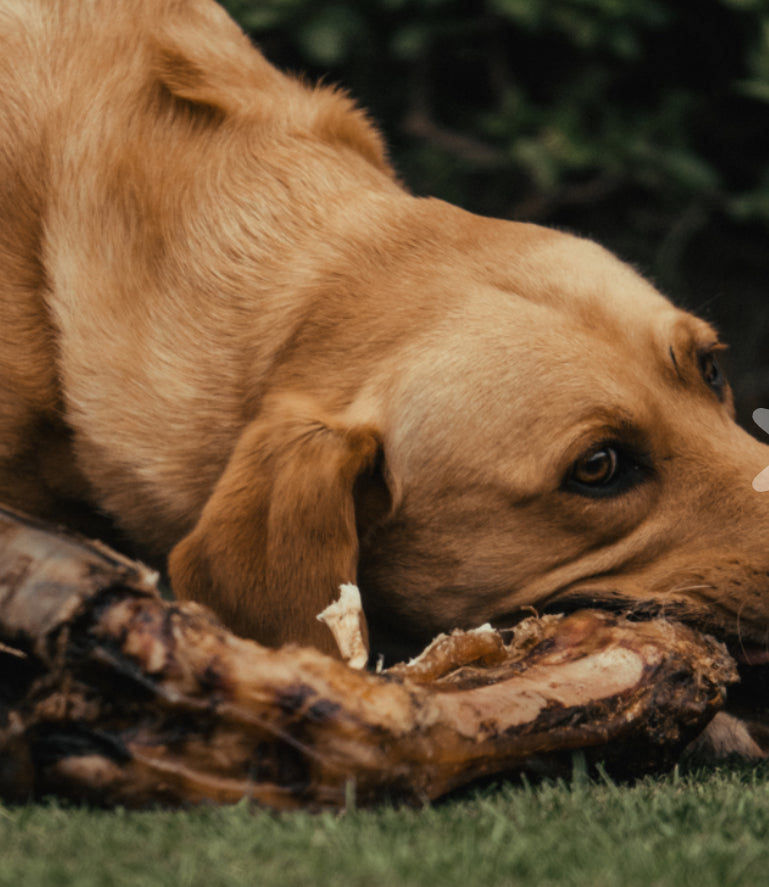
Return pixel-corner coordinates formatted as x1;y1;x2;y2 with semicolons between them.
170;203;769;662
352;212;769;660
143;2;769;661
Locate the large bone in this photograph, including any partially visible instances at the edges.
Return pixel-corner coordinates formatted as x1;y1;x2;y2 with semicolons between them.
0;505;737;809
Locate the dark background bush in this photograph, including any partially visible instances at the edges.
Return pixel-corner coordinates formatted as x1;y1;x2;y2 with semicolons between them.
221;0;769;427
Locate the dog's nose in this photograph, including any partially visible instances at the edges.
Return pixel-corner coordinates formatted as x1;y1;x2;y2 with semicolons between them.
752;467;769;492
752;409;769;491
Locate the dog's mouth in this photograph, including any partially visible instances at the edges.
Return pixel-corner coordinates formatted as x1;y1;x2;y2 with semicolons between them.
531;588;769;670
488;586;769;760
525;587;769;751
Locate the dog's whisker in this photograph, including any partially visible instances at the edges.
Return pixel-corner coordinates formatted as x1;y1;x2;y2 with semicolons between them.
668;584;718;594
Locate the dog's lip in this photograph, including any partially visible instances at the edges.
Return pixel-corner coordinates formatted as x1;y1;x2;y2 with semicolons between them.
533;588;769;667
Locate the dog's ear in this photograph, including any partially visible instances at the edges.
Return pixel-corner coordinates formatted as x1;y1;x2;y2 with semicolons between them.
151;0;281;118
150;2;392;174
168;396;389;656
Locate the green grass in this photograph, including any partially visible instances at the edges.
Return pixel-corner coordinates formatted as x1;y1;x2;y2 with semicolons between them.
3;764;769;887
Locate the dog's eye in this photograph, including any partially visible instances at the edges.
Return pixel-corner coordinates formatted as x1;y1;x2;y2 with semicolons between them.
565;443;647;498
699;351;724;397
571;447;619;488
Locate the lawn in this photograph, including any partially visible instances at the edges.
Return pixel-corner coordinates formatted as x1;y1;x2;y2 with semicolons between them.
3;763;769;887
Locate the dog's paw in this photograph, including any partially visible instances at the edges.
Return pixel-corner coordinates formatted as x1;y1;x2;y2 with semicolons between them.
682;711;766;764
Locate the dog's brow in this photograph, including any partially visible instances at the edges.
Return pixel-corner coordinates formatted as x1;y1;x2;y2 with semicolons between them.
564;410;638;452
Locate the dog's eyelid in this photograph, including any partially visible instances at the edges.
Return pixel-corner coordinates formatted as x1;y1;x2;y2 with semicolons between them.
669;335;725;361
563;419;645;460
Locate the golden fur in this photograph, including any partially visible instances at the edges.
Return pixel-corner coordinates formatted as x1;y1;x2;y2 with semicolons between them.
1;0;769;661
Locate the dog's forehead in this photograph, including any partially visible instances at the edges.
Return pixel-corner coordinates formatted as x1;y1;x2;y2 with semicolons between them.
438;231;686;364
479;225;668;314
385;230;712;486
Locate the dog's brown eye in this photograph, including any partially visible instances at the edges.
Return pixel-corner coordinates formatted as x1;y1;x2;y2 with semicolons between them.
571;447;619;487
699;351;723;394
565;442;649;498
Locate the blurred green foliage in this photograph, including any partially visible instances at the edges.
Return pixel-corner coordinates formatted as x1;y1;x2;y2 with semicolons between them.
221;0;769;225
220;0;769;413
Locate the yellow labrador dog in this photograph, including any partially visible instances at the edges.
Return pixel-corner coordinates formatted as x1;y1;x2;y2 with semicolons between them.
1;0;768;663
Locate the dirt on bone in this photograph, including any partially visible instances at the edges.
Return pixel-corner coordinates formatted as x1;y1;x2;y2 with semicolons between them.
0;504;741;809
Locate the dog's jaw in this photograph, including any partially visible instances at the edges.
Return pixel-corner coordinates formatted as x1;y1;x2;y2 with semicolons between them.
538;581;769;669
